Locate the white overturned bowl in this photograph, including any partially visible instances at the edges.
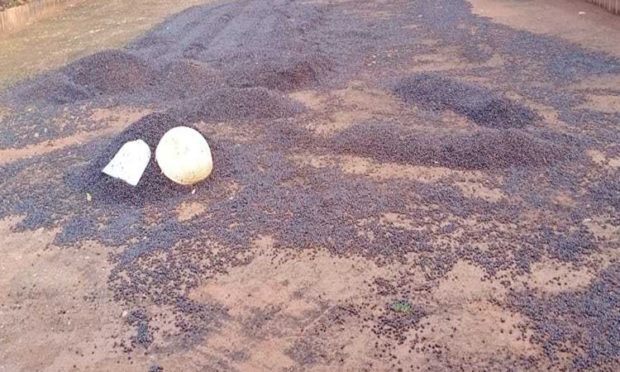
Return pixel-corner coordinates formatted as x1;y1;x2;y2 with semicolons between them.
155;126;213;185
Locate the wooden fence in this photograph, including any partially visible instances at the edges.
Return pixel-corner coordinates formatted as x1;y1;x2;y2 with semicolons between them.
586;0;620;14
0;0;74;34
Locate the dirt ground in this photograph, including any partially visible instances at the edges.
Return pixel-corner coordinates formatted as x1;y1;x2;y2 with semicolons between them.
0;0;211;89
470;0;620;57
0;0;618;371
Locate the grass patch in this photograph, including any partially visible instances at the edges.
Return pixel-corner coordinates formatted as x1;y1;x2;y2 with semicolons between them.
1;1;29;11
390;300;412;314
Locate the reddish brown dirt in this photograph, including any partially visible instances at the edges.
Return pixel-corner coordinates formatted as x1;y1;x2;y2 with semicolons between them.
0;0;618;371
469;0;620;56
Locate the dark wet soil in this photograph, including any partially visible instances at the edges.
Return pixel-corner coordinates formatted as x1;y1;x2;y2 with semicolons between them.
0;0;618;370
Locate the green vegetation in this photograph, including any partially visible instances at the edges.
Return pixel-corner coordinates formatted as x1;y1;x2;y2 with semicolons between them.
1;1;29;11
390;300;412;314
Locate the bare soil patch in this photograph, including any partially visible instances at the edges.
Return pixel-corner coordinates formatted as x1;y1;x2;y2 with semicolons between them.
0;0;618;370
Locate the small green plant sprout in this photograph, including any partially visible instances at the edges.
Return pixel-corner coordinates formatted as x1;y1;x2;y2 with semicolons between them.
390;300;412;314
